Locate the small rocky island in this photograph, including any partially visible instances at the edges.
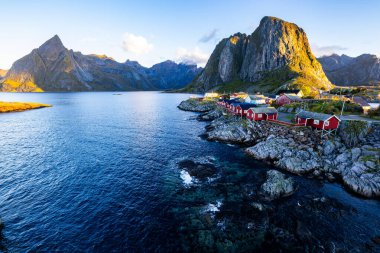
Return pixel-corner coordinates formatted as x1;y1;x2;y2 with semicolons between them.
179;98;380;198
0;101;51;113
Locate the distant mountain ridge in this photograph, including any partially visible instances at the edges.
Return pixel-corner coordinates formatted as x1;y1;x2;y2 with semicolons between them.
0;35;202;92
318;54;380;86
185;16;333;97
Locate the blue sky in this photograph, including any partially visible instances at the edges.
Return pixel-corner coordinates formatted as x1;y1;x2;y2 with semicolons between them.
0;0;379;69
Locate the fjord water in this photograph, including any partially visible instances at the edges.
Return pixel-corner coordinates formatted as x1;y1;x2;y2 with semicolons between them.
0;92;379;252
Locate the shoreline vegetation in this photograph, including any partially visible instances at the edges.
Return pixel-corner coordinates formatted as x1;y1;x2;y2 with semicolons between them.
178;98;380;199
0;101;51;113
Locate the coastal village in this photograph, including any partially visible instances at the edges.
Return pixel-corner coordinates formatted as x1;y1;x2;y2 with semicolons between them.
205;89;379;127
178;89;380;199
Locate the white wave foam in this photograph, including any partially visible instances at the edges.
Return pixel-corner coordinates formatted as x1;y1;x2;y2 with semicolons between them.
180;170;194;186
205;200;223;213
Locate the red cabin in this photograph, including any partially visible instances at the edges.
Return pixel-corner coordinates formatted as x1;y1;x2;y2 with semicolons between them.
230;102;242;114
246;107;278;121
217;99;227;107
236;103;256;117
276;94;302;106
295;110;340;130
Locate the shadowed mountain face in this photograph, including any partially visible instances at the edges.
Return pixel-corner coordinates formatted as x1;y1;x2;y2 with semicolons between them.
186;16;332;97
318;54;380;86
0;35;202;92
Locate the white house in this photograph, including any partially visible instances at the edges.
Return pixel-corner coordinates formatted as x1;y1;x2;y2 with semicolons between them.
245;94;267;105
204;92;219;99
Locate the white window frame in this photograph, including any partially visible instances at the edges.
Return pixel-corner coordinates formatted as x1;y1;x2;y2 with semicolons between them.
324;121;329;126
257;113;262;118
313;119;319;125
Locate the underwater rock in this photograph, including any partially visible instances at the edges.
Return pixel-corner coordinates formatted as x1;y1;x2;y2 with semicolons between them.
178;159;217;180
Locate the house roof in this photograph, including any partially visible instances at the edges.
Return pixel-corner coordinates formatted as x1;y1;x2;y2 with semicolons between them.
249;107;278;114
231;102;242;107
296;110;340;121
277;89;301;95
225;98;240;104
353;96;370;107
284;94;302;101
248;94;266;100
237;103;257;110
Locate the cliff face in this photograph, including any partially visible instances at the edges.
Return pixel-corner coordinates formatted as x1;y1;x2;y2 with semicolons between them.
189;16;333;97
1;35;201;92
318;54;380;86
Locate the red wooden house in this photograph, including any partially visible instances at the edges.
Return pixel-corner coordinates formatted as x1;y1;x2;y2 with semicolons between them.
236;103;256;117
230;102;242;114
223;99;234;109
295;110;340;136
246;107;278;121
276;94;302;106
217;99;227;106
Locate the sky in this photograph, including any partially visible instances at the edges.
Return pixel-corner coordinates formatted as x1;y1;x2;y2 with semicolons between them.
0;0;379;69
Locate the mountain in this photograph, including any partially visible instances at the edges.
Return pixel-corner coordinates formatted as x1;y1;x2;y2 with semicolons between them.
318;54;380;86
185;16;333;97
0;69;7;78
0;35;202;92
147;60;202;90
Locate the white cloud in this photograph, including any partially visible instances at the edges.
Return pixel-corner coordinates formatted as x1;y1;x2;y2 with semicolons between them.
199;29;218;43
122;33;153;54
311;44;347;57
175;47;209;67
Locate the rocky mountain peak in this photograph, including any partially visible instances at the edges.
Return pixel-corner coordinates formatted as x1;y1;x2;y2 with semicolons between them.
188;16;332;97
318;53;380;86
37;35;66;60
1;35;202;92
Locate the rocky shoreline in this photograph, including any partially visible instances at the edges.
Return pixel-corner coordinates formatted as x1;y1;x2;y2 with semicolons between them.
178;99;380;198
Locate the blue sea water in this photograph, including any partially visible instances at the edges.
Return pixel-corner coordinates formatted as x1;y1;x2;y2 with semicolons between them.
0;92;379;252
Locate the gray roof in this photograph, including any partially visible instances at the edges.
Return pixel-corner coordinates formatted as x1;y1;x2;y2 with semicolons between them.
296;110;340;121
248;94;266;99
249;107;278;114
353;96;370;107
284;94;302;101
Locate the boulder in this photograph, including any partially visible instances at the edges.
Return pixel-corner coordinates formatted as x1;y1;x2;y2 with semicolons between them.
322;140;336;156
260;170;296;200
351;148;361;162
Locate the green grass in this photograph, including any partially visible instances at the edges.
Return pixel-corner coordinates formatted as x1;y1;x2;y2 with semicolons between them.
283;101;363;115
0;101;51;112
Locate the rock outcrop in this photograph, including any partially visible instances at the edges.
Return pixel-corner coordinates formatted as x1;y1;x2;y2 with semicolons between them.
318;54;380;86
187;16;333;97
260;170;296;200
1;35;202;92
184;99;380;198
177;98;216;112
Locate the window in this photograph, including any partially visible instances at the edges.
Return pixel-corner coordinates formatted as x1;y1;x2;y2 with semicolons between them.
313;119;319;125
324;121;329;126
257;114;262;118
